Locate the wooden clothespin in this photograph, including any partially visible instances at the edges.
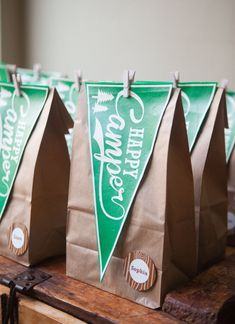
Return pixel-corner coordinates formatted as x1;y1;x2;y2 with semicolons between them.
12;73;22;96
123;70;136;98
33;63;42;81
171;71;180;88
7;64;17;75
220;79;228;90
74;70;82;92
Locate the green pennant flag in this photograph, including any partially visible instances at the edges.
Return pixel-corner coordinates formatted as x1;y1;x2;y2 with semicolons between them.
0;64;10;82
86;81;172;280
17;67;62;86
225;91;235;162
0;83;48;219
51;78;79;155
178;82;217;152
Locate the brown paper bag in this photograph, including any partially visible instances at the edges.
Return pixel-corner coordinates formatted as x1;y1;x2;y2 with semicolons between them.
227;148;235;245
0;86;73;266
190;88;227;270
66;82;196;309
224;91;235;245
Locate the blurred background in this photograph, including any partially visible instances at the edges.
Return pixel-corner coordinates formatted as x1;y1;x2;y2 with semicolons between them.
1;0;235;87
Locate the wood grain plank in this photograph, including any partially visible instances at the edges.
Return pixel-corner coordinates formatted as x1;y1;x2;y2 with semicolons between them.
1;248;235;323
0;285;83;324
0;256;178;324
163;249;235;323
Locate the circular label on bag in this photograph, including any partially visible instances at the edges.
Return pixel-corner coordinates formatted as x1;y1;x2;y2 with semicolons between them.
8;223;29;256
11;227;25;249
123;251;157;291
129;259;150;284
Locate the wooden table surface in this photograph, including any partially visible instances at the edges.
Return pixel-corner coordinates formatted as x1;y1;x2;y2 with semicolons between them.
0;256;177;324
0;248;235;323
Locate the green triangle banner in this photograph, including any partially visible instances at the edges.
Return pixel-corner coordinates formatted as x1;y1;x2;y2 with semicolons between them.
17;68;62;86
51;78;79;155
86;82;172;280
178;82;217;152
225;91;235;162
0;83;48;219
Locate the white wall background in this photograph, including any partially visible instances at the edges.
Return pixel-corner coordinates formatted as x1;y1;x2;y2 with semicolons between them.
2;0;235;87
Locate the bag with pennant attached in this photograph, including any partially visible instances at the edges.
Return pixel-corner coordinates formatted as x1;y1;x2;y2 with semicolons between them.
225;91;235;245
0;81;73;266
178;82;227;271
50;78;80;156
66;80;197;308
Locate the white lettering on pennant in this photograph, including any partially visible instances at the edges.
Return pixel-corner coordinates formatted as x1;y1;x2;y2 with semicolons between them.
0;90;30;197
123;128;144;179
124;158;140;169
93;89;145;220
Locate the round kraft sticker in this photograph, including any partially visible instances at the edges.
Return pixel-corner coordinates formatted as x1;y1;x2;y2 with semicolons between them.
8;223;29;256
123;251;157;291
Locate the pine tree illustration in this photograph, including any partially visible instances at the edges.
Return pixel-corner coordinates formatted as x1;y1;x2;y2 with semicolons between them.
92;90;114;103
92;103;108;113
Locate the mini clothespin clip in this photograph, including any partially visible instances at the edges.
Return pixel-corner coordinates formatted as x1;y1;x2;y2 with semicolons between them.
220;79;228;90
74;70;82;92
33;63;42;81
171;71;180;88
7;64;17;76
123;70;136;98
12;73;22;96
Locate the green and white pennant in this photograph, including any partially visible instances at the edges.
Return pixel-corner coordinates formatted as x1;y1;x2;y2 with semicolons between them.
0;83;48;219
51;78;79;156
86;81;172;280
178;82;217;152
225;91;235;162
